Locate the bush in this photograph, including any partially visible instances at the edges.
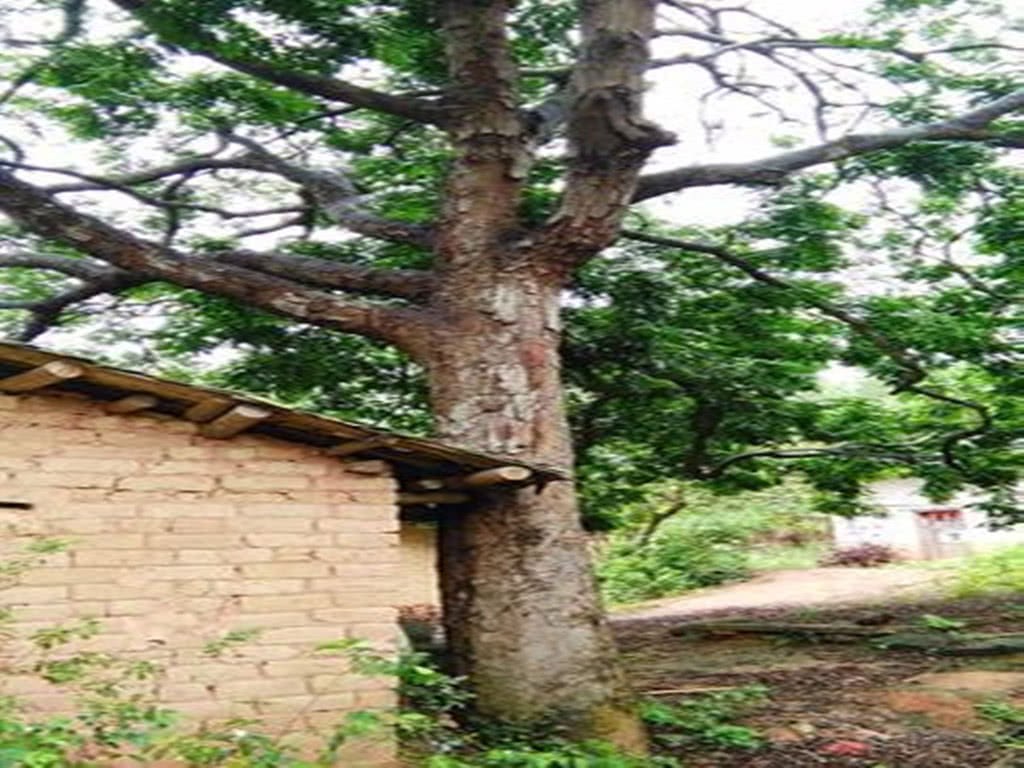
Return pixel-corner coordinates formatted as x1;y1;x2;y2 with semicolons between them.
595;480;829;605
818;543;899;567
951;545;1024;597
599;527;750;605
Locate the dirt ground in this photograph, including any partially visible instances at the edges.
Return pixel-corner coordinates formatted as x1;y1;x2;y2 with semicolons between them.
610;574;1024;767
615;565;951;620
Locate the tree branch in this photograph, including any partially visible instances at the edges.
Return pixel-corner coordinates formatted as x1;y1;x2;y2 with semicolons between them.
221;134;434;248
0;251;116;281
215;250;436;301
109;0;448;126
0;170;434;352
44;155;268;193
622;229;924;376
7;273;145;342
704;445;923;479
621;229;996;476
19;143;433;248
535;0;674;264
633;88;1024;200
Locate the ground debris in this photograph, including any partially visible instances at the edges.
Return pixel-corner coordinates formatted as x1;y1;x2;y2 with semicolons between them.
615;593;1024;766
670;618;1024;656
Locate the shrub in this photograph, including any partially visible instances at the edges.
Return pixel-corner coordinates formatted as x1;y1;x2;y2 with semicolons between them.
598;527;749;605
818;543;899;567
951;545;1024;597
595;480;829;605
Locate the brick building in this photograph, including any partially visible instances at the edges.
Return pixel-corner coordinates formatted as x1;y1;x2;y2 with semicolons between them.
0;341;551;765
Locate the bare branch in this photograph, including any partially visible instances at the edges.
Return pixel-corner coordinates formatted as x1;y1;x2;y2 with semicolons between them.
221;134;434;248
17;144;433;248
705;444;923;478
44;155;268;193
0;169;434;352
634;88;1024;200
1;159;312;223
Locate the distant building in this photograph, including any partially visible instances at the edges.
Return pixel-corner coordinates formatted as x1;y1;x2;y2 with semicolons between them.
831;478;1024;560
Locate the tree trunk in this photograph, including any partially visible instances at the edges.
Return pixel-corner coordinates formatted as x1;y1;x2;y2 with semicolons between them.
424;265;646;749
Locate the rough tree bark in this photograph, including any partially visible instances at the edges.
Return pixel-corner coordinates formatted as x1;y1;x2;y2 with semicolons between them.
428;267;644;744
413;0;669;744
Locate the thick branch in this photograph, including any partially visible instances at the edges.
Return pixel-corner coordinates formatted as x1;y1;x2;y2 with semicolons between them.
110;0;447;126
535;0;674;264
432;0;530;273
216;250;436;301
634;88;1024;200
0;170;433;351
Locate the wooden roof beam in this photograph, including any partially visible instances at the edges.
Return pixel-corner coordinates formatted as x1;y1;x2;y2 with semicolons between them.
104;394;158;414
411;465;533;491
199;404;272;438
0;361;83;392
326;435;400;457
398;492;471;505
184;398;235;422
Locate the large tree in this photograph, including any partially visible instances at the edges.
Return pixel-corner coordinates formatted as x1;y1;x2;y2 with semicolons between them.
0;0;1021;747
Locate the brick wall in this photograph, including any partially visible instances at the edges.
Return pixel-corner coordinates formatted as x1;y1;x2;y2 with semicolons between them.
0;391;400;765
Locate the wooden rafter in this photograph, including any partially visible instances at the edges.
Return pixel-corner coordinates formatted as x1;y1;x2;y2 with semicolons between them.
326;435;400;457
200;404;272;438
0;361;83;392
412;465;533;490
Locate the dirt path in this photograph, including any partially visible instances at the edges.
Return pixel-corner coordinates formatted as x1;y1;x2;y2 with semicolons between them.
613;565;953;620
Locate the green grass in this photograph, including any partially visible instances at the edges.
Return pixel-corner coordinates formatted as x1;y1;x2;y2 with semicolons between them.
747;542;827;572
950;545;1024;597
